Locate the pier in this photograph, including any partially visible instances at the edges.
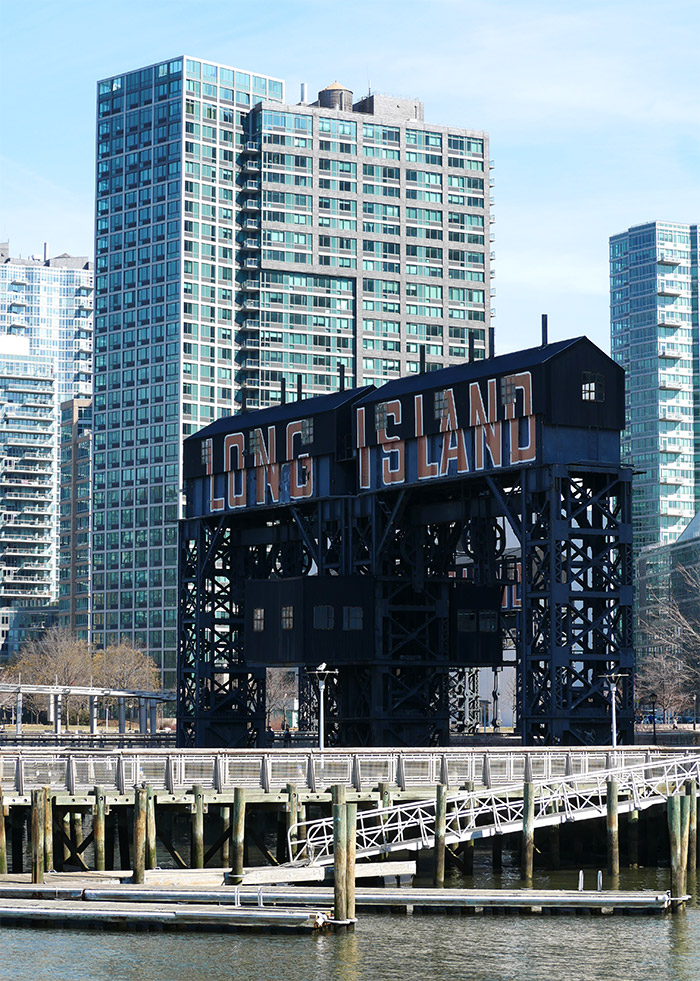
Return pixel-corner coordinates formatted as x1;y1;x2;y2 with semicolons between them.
0;745;696;926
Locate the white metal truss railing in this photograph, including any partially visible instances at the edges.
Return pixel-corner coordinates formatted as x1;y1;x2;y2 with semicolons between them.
0;747;693;796
288;753;700;866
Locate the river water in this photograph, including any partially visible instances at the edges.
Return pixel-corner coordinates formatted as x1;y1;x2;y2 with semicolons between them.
1;865;698;981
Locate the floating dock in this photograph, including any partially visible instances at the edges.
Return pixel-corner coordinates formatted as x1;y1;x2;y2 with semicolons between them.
0;876;680;931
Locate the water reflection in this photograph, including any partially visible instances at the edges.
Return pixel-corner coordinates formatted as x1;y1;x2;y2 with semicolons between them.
0;867;696;981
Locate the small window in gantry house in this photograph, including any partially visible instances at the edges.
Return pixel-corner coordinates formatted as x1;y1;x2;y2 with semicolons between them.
479;610;498;632
434;388;453;421
313;604;334;630
300;417;314;444
457;609;477;632
375;402;389;431
501;376;517;406
581;371;605;402
343;606;363;630
253;607;265;632
281;605;294;630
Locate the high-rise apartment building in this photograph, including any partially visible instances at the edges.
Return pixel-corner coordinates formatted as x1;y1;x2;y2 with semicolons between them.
0;242;93;404
92;57;493;686
0;335;56;659
610;221;700;551
58;398;92;640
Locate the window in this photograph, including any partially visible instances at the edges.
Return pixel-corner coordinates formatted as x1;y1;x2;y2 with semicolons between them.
253;608;265;632
480;611;498;632
434;389;449;420
582;371;605;402
281;605;294;630
313;605;334;630
457;610;477;632
501;376;517;406
343;606;363;630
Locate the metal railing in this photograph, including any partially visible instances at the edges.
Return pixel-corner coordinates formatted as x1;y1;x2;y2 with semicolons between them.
0;746;686;797
288;753;700;866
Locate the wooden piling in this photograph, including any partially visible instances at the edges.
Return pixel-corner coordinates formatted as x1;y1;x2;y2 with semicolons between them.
0;788;7;875
607;779;619;876
71;811;83;859
332;784;348;923
346;801;357;923
668;794;683;911
521;781;535;880
379;782;392;810
133;787;147;885
146;787;157;870
434;783;447;888
231;787;246;884
192;784;204;869
220;805;231;868
686;780;697;871
93;786;106;872
627;809;639;869
62;811;71;867
285;783;298;860
31;789;45;884
680;793;691;899
43;787;52;873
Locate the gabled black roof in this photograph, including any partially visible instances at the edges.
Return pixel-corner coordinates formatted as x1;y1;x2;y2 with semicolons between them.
356;337;589;406
185;385;373;442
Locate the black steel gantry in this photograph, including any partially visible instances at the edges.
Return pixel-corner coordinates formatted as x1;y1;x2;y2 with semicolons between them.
178;337;633;747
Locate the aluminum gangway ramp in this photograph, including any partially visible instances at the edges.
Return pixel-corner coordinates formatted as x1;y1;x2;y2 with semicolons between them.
287;753;700;866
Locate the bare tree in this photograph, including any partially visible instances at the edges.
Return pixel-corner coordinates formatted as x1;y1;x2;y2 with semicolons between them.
11;626;92;723
92;642;160;692
638;562;700;718
266;668;297;728
635;650;692;723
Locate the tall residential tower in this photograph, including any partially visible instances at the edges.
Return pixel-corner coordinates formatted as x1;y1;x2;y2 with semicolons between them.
610;220;700;551
92;57;493;686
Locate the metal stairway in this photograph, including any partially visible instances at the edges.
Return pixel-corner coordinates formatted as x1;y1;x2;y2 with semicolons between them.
288;753;700;866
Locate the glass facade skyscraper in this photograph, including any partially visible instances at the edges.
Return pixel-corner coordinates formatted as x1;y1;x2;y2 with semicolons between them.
0;335;56;659
0;242;93;405
610;220;700;551
92;57;493;687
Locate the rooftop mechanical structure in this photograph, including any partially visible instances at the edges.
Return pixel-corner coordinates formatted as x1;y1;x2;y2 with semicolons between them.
178;337;633;747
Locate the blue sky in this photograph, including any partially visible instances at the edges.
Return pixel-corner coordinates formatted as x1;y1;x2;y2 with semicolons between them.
0;0;697;354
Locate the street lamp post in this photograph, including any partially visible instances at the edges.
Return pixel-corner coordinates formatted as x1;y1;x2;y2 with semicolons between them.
602;672;628;749
650;693;657;745
307;664;338;749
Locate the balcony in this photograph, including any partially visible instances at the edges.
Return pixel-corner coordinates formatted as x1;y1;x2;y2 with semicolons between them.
242;298;260;310
658;252;680;266
238;319;258;331
245;180;260;191
241;198;260;211
243;159;261;172
244;141;259;153
244;219;259;230
244;257;259;269
242;278;259;289
657;283;682;297
242;238;260;250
